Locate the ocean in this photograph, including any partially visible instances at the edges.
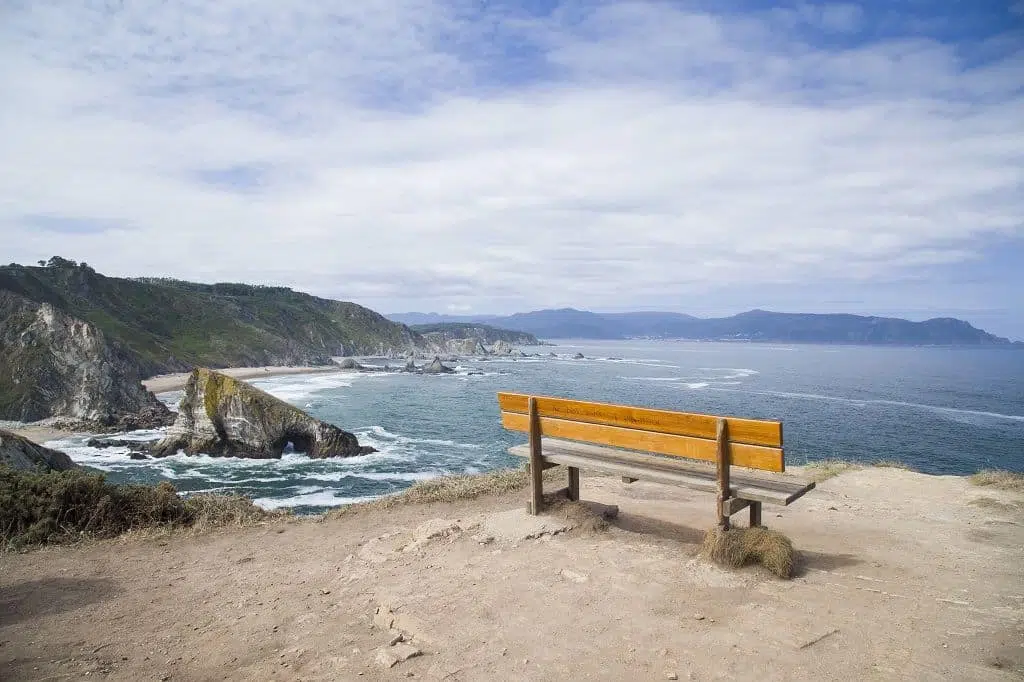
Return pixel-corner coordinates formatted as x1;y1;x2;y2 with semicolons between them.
46;340;1024;514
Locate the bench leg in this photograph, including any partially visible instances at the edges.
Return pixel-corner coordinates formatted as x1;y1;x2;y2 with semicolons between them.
527;397;544;515
567;466;580;502
749;501;762;528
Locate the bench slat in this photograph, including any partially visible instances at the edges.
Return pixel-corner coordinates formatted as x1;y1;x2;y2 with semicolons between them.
508;439;814;506
498;392;782;447
502;411;784;472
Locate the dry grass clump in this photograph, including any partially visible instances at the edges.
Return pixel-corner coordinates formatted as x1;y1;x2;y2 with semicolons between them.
968;497;1022;513
871;460;913;470
0;465;274;550
802;459;862;482
700;525;796;579
183;493;280;531
548;498;612;534
969;470;1024;493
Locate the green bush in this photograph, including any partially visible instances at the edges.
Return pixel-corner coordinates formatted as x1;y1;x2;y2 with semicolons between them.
0;466;274;549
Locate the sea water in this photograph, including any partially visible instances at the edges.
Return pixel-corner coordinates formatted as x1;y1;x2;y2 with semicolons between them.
46;341;1024;513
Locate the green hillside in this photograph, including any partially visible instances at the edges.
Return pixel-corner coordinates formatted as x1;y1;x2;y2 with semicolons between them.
0;258;422;375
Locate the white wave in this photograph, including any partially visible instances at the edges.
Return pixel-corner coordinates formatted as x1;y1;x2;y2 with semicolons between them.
709;388;1024;422
306;470;442;483
625;376;685;382
684;382;710;389
359;425;484;450
250;372;356;403
698;368;760;379
252;491;380;510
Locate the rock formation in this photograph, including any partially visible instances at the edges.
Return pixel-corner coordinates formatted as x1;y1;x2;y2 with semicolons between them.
0;429;77;471
0;292;173;427
151;368;374;459
421;357;455;374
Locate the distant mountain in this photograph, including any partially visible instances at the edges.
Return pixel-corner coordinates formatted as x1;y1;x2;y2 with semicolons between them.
388;307;1015;346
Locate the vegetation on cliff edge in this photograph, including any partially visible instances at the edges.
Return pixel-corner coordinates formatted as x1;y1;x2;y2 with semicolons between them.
0;465;279;550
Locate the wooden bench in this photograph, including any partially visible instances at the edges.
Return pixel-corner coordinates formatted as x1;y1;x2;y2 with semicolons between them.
497;392;815;529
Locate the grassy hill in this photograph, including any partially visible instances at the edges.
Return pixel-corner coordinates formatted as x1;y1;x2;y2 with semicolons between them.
0;259;422;376
409;323;540;346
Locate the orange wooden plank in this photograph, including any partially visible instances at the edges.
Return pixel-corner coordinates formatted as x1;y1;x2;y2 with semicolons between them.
497;392;781;447
500;412;784;472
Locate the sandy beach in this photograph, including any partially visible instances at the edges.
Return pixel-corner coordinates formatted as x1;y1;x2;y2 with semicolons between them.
142;365;347;394
1;467;1021;681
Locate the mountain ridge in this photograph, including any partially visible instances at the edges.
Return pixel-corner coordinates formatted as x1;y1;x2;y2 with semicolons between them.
387;308;1017;346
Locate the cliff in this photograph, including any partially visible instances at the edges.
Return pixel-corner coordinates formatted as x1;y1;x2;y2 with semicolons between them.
151;368;374;458
0;259;424;374
411;323;539;347
0;291;172;425
0;429;77;471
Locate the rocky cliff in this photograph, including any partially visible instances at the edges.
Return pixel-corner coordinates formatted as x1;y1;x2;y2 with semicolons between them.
0;291;173;426
412;323;540;349
0;260;425;374
151;369;374;459
0;429;77;471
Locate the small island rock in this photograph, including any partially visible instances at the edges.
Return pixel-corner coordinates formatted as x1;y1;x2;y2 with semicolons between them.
151;368;374;459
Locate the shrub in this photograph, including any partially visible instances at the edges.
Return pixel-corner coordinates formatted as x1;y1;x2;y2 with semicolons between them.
0;465;273;550
969;470;1024;493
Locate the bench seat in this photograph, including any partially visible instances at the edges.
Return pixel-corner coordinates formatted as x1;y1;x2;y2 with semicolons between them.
509;438;814;507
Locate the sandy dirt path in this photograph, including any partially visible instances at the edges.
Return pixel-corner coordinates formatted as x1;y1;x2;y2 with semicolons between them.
1;468;1021;681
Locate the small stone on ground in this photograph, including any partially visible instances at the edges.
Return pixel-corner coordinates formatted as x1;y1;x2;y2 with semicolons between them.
375;643;422;669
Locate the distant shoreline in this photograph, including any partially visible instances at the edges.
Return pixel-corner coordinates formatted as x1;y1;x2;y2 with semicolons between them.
143;364;346;394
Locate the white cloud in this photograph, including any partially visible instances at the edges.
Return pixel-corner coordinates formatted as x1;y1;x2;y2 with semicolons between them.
0;0;1022;320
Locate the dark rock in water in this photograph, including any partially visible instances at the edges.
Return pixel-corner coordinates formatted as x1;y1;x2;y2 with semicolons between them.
0;429;77;471
403;359;417;372
86;437;138;450
573;352;585;359
337;358;364;370
548;352;557;357
150;368;374;459
421;357;455;374
86;437;153;457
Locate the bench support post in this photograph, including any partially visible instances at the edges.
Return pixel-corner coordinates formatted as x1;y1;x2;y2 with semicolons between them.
528;397;544;515
749;501;762;527
567;466;580;501
716;418;731;530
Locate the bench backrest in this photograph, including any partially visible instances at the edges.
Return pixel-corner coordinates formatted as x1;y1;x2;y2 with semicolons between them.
497;392;785;472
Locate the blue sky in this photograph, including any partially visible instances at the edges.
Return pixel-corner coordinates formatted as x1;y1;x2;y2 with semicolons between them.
1;1;1022;338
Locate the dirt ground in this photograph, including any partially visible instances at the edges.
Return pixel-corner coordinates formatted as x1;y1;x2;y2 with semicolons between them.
1;468;1022;681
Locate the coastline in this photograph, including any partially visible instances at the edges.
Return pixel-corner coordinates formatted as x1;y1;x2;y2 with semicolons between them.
142;364;346;394
3;364;349;444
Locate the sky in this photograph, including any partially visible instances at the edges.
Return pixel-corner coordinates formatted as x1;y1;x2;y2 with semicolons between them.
1;1;1023;338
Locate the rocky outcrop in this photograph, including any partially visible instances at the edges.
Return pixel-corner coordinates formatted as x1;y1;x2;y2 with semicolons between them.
151;369;374;459
0;292;173;426
421;357;455;374
0;429;77;471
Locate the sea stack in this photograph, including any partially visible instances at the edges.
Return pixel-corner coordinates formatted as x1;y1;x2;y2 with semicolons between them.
151;368;374;459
